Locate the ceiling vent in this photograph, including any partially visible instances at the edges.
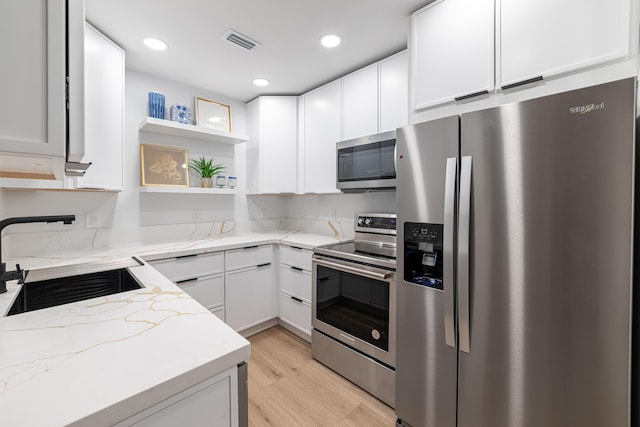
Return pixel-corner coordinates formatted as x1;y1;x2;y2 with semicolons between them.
222;29;261;51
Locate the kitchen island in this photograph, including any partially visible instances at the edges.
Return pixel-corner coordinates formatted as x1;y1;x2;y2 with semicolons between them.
0;231;344;426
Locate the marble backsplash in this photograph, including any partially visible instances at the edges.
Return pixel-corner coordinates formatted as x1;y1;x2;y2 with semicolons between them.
3;218;355;258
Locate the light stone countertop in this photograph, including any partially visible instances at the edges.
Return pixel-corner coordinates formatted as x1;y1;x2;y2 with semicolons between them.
0;231;345;426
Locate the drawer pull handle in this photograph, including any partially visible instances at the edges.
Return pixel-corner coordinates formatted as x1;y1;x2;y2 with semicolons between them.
291;266;304;272
257;263;271;268
290;296;303;303
176;253;199;260
176;277;199;284
244;245;259;250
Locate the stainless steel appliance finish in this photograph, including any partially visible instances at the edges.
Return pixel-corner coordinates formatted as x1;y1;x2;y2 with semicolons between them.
396;78;637;427
336;130;396;192
312;213;397;407
237;362;248;427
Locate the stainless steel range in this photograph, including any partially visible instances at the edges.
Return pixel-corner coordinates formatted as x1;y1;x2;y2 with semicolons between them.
312;212;396;407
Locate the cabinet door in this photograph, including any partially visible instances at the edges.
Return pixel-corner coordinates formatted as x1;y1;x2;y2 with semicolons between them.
303;80;342;193
117;368;237;427
499;0;631;88
411;0;494;110
0;1;66;159
225;245;271;271
280;265;312;302
379;51;408;133
225;264;274;331
177;274;224;310
247;97;297;194
280;293;312;338
342;64;378;140
76;23;124;190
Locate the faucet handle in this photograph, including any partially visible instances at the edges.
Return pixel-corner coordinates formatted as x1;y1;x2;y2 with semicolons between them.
15;264;26;284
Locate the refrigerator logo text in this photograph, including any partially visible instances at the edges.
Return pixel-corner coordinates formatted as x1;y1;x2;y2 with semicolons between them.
569;102;605;115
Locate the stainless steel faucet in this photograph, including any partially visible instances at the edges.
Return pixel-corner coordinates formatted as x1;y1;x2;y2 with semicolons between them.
0;215;75;293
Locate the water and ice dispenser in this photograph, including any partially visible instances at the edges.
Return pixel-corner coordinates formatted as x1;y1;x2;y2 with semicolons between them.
404;222;444;290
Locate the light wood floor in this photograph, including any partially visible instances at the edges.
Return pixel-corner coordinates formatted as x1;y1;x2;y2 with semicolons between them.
247;326;396;426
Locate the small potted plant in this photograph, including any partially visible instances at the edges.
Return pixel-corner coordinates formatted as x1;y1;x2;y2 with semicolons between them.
189;156;226;188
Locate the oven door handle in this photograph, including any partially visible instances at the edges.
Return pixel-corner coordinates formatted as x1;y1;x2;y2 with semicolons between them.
313;257;393;281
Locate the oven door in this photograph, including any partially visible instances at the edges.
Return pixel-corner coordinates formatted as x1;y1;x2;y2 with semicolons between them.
312;254;396;368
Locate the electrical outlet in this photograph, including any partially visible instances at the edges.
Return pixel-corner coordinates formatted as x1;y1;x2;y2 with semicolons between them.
262;208;269;218
192;210;201;222
85;212;98;229
330;209;336;221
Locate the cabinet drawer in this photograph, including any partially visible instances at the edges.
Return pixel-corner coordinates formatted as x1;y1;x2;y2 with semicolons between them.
280;245;312;270
177;274;224;309
151;252;223;282
225;245;272;271
280;265;312;302
280;293;311;335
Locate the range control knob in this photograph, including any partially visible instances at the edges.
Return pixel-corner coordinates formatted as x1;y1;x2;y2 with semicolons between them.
357;217;363;225
364;218;372;226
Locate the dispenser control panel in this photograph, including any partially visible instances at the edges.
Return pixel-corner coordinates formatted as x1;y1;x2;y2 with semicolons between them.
404;222;444;290
406;223;441;243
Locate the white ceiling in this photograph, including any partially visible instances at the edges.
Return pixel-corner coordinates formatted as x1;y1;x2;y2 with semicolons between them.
85;0;429;102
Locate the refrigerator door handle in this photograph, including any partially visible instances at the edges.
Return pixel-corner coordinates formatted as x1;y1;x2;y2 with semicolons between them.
458;156;472;353
444;157;457;348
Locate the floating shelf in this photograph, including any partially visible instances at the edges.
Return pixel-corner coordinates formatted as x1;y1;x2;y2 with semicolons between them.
139;186;247;195
138;117;249;144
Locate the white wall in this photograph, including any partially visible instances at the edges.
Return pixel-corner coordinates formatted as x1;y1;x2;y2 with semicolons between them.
1;70;287;233
0;69;390;245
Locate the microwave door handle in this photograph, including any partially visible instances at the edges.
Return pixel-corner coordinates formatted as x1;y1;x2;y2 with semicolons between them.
313;258;393;281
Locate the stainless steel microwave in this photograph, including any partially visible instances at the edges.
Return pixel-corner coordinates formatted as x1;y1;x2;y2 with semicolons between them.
336;130;396;192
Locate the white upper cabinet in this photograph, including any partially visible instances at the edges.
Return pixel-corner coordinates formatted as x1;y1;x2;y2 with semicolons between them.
302;80;342;193
499;0;632;88
75;23;124;191
246;96;297;194
342;52;408;139
0;1;67;173
379;50;409;133
342;64;378;140
411;0;495;110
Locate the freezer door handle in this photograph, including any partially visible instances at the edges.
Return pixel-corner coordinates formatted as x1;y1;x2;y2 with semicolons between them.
458;156;472;353
444;157;457;348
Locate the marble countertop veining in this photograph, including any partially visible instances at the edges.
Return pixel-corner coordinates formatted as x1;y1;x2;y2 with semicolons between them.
0;231;346;426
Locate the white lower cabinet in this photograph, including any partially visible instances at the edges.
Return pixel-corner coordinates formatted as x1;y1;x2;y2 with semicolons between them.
279;246;313;341
176;274;224;312
116;366;238;427
225;245;275;332
149;252;225;319
225;263;273;331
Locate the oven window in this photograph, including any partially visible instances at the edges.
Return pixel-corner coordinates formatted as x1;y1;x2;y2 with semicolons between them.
337;139;396;182
316;264;390;351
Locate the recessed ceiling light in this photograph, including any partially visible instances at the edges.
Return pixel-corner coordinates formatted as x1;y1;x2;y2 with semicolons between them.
143;37;168;51
321;34;341;48
253;78;269;87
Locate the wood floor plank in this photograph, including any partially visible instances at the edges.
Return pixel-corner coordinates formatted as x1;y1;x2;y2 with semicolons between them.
248;378;301;427
247;326;395;426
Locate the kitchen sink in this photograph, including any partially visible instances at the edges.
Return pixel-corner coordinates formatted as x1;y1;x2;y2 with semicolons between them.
7;261;143;316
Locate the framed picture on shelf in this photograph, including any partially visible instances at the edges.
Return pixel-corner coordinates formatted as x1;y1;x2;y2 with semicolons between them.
195;97;232;132
140;144;189;187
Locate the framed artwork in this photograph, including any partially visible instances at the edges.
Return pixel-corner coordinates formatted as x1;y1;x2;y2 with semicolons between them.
140;144;189;187
195;97;232;132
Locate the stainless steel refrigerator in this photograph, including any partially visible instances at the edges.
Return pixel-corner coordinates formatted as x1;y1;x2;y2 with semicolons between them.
395;77;637;427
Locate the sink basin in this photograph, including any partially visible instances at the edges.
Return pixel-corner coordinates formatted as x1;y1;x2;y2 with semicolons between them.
7;263;143;316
